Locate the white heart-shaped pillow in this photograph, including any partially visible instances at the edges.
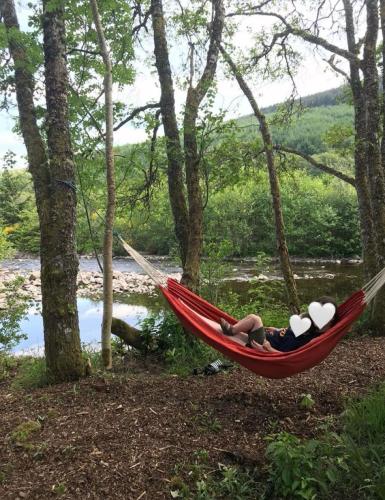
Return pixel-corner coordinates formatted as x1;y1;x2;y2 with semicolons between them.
308;302;336;329
289;315;312;337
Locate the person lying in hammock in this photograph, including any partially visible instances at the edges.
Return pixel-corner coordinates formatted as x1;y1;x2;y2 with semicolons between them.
208;296;338;353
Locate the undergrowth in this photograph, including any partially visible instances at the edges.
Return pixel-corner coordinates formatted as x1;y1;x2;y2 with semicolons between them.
169;383;385;499
170;450;262;499
11;356;47;390
140;312;219;375
266;383;385;499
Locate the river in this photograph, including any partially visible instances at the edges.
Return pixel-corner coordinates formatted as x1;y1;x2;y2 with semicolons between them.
1;256;363;354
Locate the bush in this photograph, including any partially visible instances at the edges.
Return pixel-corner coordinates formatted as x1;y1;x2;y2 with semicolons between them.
266;383;385;499
219;280;290;328
0;228;14;260
140;312;219;375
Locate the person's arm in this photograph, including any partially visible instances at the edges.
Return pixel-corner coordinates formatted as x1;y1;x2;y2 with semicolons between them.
249;340;265;351
262;339;280;353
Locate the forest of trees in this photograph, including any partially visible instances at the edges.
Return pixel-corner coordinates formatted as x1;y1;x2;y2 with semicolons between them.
1;102;358;257
1;2;385;497
0;0;383;365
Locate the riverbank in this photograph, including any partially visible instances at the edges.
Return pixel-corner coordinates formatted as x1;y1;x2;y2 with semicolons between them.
0;255;363;309
0;268;182;308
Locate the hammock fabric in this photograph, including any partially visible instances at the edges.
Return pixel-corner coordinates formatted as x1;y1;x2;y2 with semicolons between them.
161;279;366;379
118;236;385;379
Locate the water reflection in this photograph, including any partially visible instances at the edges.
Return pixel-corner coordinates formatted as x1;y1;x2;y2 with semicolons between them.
13;297;155;355
9;258;364;354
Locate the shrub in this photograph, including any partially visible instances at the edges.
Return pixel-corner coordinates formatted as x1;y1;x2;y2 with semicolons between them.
0;228;14;260
266;383;385;499
140;312;219;375
0;277;30;352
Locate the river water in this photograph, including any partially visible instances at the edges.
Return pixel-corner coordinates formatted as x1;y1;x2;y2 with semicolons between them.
1;257;363;354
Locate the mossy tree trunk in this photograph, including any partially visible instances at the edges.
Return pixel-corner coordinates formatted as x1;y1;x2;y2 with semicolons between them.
151;0;189;269
151;0;224;291
182;0;225;290
1;0;84;381
41;0;84;380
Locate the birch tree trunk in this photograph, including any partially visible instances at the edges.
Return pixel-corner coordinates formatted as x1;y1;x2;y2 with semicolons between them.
220;45;300;313
90;0;115;369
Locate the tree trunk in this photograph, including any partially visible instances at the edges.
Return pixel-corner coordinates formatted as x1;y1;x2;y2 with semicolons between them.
2;0;84;382
151;0;189;268
41;0;84;381
0;0;49;215
219;45;300;313
343;0;378;280
181;0;225;290
368;0;385;332
363;0;385;269
344;0;385;332
111;318;145;350
90;0;115;369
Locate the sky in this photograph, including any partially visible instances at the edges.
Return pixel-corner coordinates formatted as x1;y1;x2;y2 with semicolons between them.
0;1;344;167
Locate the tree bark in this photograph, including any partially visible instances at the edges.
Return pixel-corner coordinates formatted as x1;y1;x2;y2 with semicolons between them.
0;0;49;212
111;317;145;350
41;0;84;380
181;0;225;290
151;0;189;268
90;0;115;369
220;45;300;313
1;0;84;381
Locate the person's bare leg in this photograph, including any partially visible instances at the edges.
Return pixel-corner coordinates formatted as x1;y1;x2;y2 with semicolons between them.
190;311;222;333
231;314;263;334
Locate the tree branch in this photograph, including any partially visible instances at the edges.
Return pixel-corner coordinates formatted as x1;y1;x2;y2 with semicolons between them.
132;5;153;37
194;0;225;103
323;55;351;82
274;144;356;186
113;102;160;132
67;47;101;56
228;8;361;65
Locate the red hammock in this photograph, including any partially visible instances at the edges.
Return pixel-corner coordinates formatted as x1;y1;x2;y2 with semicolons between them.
160;278;366;379
118;236;385;379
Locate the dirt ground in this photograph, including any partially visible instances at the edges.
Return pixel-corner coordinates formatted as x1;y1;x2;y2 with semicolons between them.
1;337;385;500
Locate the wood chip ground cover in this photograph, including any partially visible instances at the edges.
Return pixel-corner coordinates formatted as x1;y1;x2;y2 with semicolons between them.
1;337;385;499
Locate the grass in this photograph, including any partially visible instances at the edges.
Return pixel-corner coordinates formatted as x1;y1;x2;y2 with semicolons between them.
11;356;48;390
9;419;42;450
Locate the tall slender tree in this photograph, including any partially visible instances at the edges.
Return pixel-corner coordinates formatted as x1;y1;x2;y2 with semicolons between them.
230;0;385;331
219;44;300;313
90;0;115;369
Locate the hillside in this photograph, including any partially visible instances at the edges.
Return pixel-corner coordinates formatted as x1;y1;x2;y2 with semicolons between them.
235;103;353;154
